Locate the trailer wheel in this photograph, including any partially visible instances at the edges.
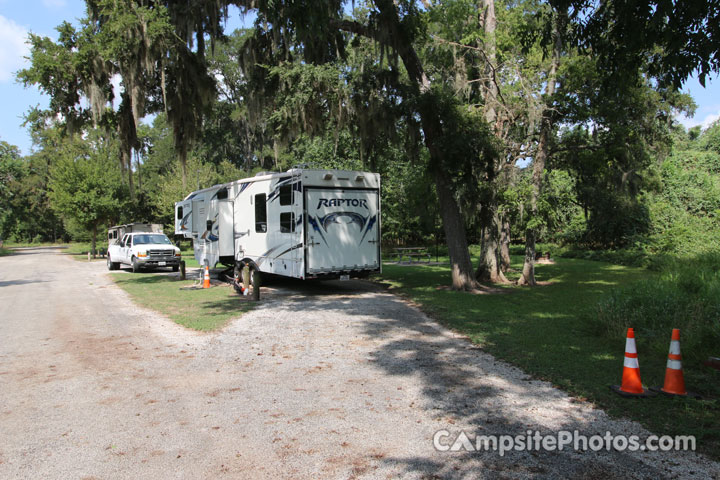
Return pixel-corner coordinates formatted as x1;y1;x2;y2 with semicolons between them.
232;262;244;295
131;256;140;273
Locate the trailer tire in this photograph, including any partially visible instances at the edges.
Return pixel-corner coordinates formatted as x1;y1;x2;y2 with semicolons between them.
232;262;244;295
131;256;140;273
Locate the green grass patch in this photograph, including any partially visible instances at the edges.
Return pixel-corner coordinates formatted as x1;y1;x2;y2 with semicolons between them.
0;247;13;256
110;273;254;331
377;256;720;458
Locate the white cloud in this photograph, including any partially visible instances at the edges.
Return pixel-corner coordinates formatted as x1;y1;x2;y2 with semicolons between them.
675;110;720;130
0;15;30;83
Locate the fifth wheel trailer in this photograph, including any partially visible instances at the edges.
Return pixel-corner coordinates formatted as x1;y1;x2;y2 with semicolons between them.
174;168;381;284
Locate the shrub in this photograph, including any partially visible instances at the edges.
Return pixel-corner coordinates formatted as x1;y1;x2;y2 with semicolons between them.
591;253;720;362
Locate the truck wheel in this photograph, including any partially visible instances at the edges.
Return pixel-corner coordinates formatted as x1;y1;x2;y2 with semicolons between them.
107;255;118;271
131;256;140;273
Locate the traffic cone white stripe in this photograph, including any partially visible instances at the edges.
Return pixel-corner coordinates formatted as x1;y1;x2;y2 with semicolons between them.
666;359;682;370
669;340;681;355
623;356;640;369
624;337;637;354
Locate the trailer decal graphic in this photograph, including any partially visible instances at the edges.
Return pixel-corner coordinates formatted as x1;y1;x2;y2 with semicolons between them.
267;177;297;203
307;215;329;246
200;215;219;242
274;243;303;259
358;214;377;245
316;198;368;210
255;245;284;266
234;182;251;199
319;212;367;232
180;212;191;230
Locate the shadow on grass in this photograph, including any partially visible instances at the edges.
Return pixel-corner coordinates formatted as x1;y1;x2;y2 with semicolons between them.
111;272;185;284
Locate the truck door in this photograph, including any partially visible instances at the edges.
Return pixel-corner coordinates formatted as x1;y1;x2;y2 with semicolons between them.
304;188;380;274
175;200;192;236
120;234;130;263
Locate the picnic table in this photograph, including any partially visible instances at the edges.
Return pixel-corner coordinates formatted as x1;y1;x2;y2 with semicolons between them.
394;247;432;263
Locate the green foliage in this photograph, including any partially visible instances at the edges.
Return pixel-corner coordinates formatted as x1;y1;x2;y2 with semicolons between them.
48;133;127;244
701;120;720;154
1;140;65;242
0;142;24;237
593;253;720;363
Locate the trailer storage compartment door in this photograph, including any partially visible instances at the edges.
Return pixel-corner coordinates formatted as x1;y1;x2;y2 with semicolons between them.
305;188;380;274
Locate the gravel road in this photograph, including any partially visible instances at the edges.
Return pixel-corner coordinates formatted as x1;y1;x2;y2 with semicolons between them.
0;249;718;479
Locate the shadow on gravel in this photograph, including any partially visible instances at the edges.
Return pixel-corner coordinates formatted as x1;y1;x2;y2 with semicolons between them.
6;246;67;255
272;287;667;479
0;279;48;288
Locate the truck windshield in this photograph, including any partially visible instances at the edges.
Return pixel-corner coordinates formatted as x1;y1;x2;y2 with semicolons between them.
133;234;172;245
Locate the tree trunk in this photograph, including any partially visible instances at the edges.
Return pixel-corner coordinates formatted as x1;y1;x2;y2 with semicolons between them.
179;145;188;190
476;206;509;283
91;222;97;258
518;14;561;286
474;0;509;284
433;167;477;289
481;0;498;128
122;146;134;200
361;0;478;289
500;216;511;272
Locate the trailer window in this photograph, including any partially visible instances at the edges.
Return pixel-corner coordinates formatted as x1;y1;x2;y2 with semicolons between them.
280;212;295;233
279;185;292;206
177;206;183;219
255;193;267;233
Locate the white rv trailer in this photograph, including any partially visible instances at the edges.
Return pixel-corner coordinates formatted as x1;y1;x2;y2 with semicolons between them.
107;223;163;247
174;168;381;282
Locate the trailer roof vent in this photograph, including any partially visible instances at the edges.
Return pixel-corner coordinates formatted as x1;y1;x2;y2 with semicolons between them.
323;173;333;180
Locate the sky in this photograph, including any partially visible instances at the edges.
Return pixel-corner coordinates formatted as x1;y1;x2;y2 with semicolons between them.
1;1;719;156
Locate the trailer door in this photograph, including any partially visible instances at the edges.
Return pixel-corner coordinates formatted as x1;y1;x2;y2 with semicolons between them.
305;188;380;274
218;200;234;257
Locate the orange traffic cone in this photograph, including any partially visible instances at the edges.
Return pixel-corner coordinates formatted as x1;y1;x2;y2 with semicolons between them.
652;329;700;398
610;328;654;397
203;265;211;289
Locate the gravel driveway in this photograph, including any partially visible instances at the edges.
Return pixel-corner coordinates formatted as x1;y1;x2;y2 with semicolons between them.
0;249;718;479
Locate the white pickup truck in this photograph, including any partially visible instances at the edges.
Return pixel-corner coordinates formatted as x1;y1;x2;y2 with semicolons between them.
107;232;182;273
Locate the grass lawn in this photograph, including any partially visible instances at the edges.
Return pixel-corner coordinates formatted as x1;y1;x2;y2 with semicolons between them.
378;256;720;459
109;273;254;331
